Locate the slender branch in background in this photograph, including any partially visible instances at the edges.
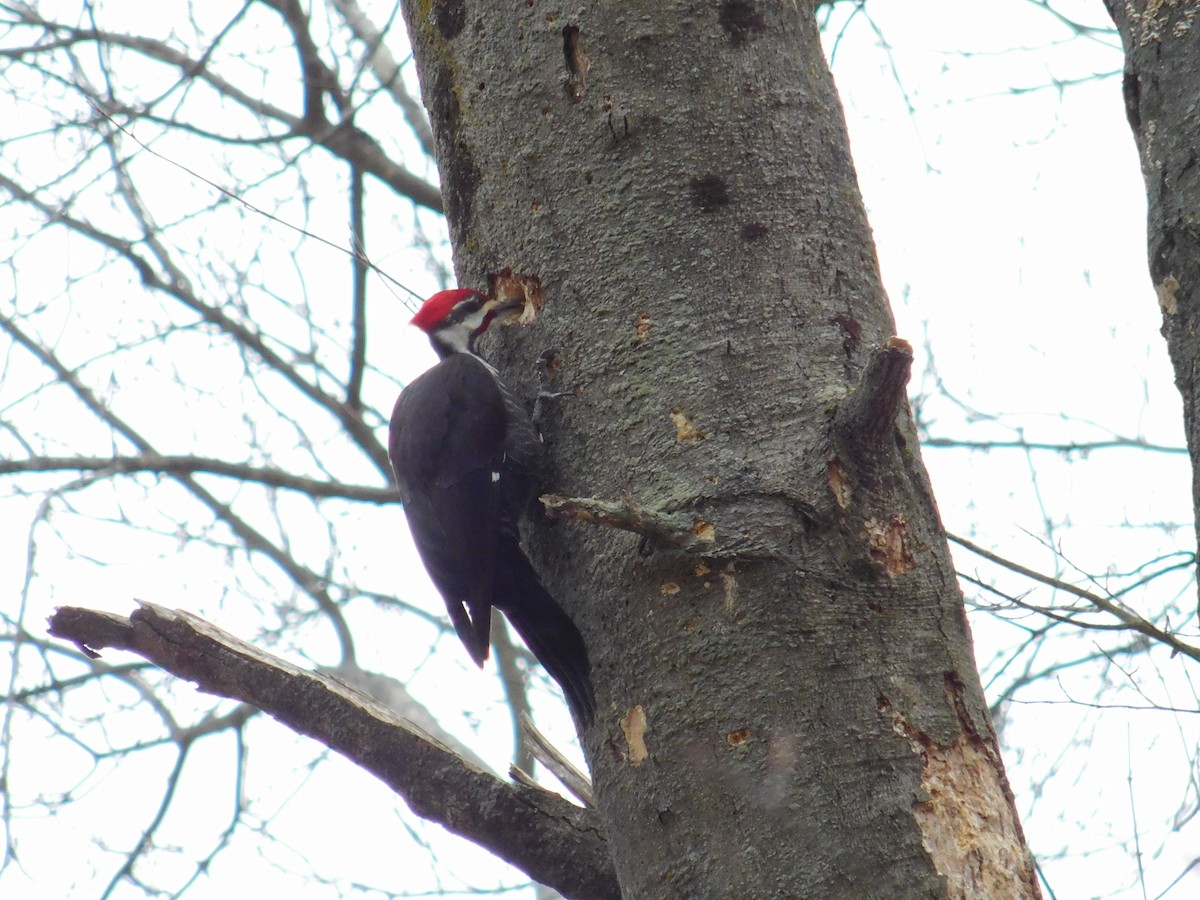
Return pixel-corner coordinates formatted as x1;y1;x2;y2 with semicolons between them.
949;532;1200;664
2;16;434;296
6;658;151;703
1109;552;1196;598
984;637;1151;724
0;315;358;664
0;166;394;479
330;0;436;157
1127;725;1149;900
0;455;396;502
100;743;190;900
0;483;51;868
2;9;291;121
168;726;249;897
1151;858;1200;900
924;436;1187;455
87;104;426;300
491;616;536;776
10;1;445;210
347;155;368;412
259;0;442;210
962;571;1132;631
263;0;343;127
1023;0;1122;47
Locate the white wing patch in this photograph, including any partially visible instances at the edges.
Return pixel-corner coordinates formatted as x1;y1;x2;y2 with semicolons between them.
492;471;501;482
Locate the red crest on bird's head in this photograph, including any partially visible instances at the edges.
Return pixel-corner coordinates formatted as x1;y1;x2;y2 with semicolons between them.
411;288;491;333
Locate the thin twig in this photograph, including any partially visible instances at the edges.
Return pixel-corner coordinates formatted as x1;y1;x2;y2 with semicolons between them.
949;533;1200;664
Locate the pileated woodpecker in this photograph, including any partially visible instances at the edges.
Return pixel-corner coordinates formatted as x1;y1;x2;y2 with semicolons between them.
388;288;595;724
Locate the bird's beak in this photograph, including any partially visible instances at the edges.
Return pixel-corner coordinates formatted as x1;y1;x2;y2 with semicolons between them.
484;296;527;325
485;297;524;315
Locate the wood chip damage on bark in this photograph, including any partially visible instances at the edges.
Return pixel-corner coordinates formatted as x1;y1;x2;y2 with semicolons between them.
827;459;852;509
1156;273;1180;314
488;268;543;324
888;705;1037;900
562;25;589;102
635;310;651;340
620;705;649;766
864;515;915;577
719;568;739;616
669;407;707;441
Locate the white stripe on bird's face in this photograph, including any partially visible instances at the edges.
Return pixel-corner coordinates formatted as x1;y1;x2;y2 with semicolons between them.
435;303;494;355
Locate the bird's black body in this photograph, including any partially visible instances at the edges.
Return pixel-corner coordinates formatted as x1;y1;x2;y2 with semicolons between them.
389;289;595;724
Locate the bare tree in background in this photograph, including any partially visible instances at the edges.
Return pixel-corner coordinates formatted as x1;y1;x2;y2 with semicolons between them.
1;1;1197;898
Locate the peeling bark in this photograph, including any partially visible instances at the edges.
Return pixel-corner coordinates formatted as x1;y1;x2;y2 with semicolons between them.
886;681;1036;899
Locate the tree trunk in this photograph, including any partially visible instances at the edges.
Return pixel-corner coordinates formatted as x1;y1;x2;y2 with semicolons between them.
402;2;1038;896
1105;0;1200;613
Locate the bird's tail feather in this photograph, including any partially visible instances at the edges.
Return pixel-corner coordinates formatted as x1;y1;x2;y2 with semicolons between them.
494;547;596;725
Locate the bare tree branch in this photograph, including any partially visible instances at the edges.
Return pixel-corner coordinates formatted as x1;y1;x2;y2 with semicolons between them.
259;0;443;210
3;4;444;211
331;0;436;157
0;173;393;479
0;454;396;502
47;603;621;900
0;313;358;660
950;532;1200;664
347;154;368;412
924;436;1187;456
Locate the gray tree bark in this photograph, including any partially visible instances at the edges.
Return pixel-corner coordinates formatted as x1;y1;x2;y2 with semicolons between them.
402;1;1038;897
1105;0;1200;613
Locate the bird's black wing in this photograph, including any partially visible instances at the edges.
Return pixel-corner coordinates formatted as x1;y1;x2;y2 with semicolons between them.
389;354;507;664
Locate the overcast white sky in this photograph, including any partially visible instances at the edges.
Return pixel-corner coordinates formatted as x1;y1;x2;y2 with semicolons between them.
1;1;1197;898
